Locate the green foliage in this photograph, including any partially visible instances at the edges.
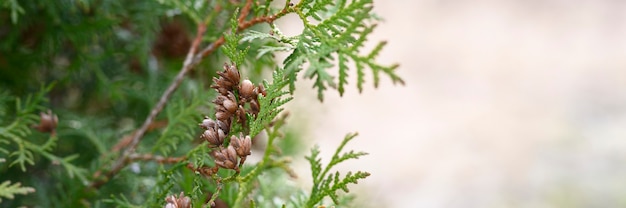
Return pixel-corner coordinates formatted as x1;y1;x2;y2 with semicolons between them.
223;9;249;67
248;67;293;137
0;0;399;207
305;133;370;207
0;85;51;170
281;0;403;100
0;181;35;203
152;92;205;155
0;86;88;184
145;166;181;207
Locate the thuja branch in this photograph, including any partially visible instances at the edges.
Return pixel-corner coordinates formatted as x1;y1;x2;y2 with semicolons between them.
90;2;296;189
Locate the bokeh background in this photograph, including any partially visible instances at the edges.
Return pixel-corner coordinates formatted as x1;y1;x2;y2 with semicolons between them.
285;0;626;207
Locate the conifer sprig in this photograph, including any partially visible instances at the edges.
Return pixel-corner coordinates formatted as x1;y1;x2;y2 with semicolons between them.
0;181;35;203
305;133;370;207
152;93;204;156
237;0;406;100
0;85;52;171
248;67;292;138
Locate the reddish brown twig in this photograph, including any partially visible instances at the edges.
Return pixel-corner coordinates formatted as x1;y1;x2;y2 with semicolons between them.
238;0;253;23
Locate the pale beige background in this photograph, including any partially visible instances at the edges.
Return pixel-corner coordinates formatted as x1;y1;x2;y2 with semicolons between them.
283;0;626;207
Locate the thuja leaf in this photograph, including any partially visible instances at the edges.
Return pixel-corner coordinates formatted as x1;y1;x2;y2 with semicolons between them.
57;154;88;183
0;181;35;203
0;85;52;171
298;0;333;20
152;93;203;156
146;166;181;208
249;67;292;137
245;0;404;101
305;133;370;207
337;54;349;96
305;145;322;184
223;9;248;67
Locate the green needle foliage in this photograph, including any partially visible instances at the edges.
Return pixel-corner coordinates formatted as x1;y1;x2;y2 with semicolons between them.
0;0;402;207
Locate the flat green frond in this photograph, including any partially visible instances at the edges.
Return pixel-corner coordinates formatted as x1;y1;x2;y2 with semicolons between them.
152;94;203;156
305;133;370;207
0;181;35;203
257;45;294;59
305;144;322;183
9;147;34;171
298;0;334;21
241;30;276;43
223;9;248;66
337;54;349;96
262;0;402;100
146;167;180;208
58;154;89;183
249;67;293;137
326;171;370;204
0;87;47;171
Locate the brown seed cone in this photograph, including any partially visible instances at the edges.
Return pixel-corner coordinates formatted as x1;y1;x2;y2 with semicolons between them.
213;93;238;115
249;99;260;115
221;64;240;85
236;105;247;124
211;64;240;95
215;111;230;121
216;119;231;134
199;117;216;129
213;146;238;170
211;77;233;95
164;192;191;208
33;110;58;134
222;99;238;114
239;79;255;100
201;128;223;146
257;83;267;97
230;135;252;157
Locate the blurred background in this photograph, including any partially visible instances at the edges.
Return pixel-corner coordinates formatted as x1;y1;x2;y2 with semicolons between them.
284;0;626;207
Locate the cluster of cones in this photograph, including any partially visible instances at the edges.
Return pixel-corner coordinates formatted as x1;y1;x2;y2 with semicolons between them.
198;63;266;171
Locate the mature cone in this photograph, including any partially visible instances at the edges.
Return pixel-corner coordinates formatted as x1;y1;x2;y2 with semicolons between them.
239;79;255;101
199;117;216;129
222;99;238;114
213;93;238;119
164;192;191;208
33;110;58;134
213;146;238;170
257;83;267;97
201;128;224;146
211;64;240;95
230;135;252;157
216;120;231;134
249;99;260;115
